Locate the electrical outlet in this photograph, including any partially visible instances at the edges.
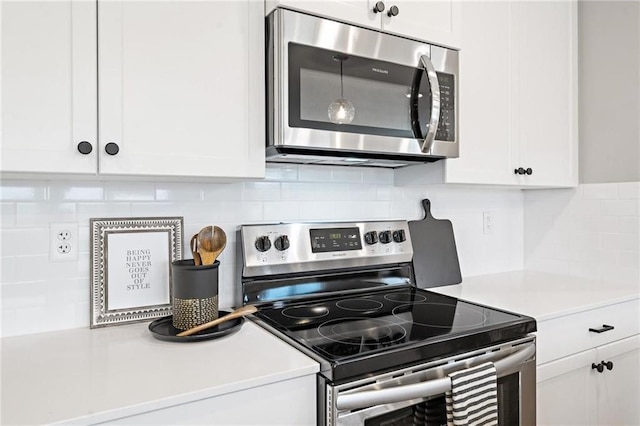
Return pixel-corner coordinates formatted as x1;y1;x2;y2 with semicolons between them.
50;223;78;262
483;211;495;235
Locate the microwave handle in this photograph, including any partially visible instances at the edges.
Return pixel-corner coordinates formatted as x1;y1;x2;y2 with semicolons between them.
419;54;441;153
335;343;535;411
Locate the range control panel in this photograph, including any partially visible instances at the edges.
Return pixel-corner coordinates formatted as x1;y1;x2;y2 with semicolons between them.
240;221;413;277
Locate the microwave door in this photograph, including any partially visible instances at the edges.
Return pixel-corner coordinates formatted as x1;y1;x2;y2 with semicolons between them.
410;55;441;154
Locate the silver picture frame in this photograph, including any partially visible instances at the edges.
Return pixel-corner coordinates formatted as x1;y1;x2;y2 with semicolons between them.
90;217;183;328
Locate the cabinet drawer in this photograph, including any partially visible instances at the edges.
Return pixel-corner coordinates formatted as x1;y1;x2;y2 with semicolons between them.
537;299;640;365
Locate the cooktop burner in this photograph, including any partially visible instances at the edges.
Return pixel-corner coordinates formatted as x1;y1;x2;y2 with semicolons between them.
255;286;535;381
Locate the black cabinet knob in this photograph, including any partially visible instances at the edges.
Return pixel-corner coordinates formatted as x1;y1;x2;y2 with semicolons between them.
525;168;533;175
592;362;604;373
603;361;614;371
274;235;290;251
255;236;271;252
514;167;525;175
104;142;120;156
373;1;385;13
387;5;399;17
77;141;93;155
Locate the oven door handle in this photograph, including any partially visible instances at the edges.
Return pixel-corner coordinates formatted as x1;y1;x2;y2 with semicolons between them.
418;54;440;154
335;343;535;411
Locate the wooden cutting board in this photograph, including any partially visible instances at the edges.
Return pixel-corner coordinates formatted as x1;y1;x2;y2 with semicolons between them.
408;199;462;288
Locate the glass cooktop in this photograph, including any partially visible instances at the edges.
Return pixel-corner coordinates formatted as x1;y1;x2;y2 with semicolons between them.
254;286;536;382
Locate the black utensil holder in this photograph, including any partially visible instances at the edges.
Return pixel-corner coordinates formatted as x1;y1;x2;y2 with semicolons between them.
170;259;219;330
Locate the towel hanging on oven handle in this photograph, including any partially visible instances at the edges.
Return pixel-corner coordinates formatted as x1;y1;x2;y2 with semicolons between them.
335;343;535;411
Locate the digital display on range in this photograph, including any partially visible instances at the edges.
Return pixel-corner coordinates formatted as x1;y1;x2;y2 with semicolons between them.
310;228;362;253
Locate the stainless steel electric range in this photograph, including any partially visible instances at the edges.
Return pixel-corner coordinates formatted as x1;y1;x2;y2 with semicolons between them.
237;221;536;425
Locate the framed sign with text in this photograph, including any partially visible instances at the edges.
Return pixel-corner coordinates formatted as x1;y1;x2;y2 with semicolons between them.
90;217;183;328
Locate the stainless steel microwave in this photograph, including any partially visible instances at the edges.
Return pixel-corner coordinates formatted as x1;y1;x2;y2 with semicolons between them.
266;8;459;168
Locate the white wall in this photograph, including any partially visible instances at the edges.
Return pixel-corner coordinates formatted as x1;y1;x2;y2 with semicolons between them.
0;165;524;337
524;182;639;282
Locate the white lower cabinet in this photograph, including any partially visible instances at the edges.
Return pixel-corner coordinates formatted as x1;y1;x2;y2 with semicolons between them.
536;300;640;426
98;374;317;425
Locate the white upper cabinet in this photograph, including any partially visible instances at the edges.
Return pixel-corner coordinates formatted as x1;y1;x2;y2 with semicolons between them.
396;0;577;188
266;0;461;49
1;0;265;179
1;1;97;174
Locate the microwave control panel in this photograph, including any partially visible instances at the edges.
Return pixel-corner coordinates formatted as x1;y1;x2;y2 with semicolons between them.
436;72;455;142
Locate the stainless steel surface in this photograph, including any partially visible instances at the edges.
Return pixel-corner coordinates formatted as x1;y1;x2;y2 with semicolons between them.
326;336;536;425
419;54;441;153
240;221;413;277
267;8;459;166
335;343;535;411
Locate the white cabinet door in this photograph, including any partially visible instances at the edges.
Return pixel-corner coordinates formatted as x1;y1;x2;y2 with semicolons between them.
512;0;578;187
595;335;640;425
266;0;377;30
98;0;265;178
444;1;515;185
537;350;596;426
382;0;461;48
1;1;97;174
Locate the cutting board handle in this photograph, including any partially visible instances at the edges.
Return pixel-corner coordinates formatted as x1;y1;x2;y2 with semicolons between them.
421;199;432;219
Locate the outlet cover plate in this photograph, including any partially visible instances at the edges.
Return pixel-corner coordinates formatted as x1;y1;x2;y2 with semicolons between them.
50;223;79;262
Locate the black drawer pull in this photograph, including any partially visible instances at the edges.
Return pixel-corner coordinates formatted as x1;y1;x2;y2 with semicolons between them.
592;362;604;373
589;324;615;334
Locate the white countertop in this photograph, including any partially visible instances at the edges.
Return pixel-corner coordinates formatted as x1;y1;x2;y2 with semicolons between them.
0;320;319;425
429;270;640;321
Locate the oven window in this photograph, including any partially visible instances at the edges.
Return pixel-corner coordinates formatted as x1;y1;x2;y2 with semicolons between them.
363;373;520;426
288;42;432;139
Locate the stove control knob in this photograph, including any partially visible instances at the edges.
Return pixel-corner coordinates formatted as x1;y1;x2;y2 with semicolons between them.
364;231;378;245
379;230;392;244
274;235;290;251
392;229;406;243
255;236;272;252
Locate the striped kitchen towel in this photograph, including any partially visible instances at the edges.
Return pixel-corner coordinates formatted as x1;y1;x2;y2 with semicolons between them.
445;362;498;426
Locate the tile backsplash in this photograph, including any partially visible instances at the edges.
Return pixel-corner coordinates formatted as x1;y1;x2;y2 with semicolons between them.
0;165;524;337
524;182;640;282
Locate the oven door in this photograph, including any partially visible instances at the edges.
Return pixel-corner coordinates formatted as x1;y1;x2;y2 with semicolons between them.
268;8;459;160
324;338;535;426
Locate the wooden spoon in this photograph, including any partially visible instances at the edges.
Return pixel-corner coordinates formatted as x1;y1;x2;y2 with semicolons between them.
197;225;227;265
176;305;257;337
190;234;202;266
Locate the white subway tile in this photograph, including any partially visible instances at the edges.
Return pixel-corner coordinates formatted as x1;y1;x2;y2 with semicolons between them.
617;182;640;199
105;182;155;201
0;203;16;228
298;202;335;221
619;217;640;234
601;200;639;216
155;183;202;201
597;216;619;233
583;183;618;200
601;233;639;252
362;168;393;185
332;168;363;183
1;282;48;309
16;203;76;227
221;201;263;222
130;202;189;220
567;261;601;280
45;278;89;306
0;256;16;283
243;182;281;201
281;182;317;201
0;228;48;257
298;165;333;182
77;202;132;224
607;266;640;284
0;181;47;201
1;307;49;337
618;251;640;269
359;202;390;219
49;182;104;201
203;183;243;201
264;164;298;181
263;202;300;221
376;186;393;201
